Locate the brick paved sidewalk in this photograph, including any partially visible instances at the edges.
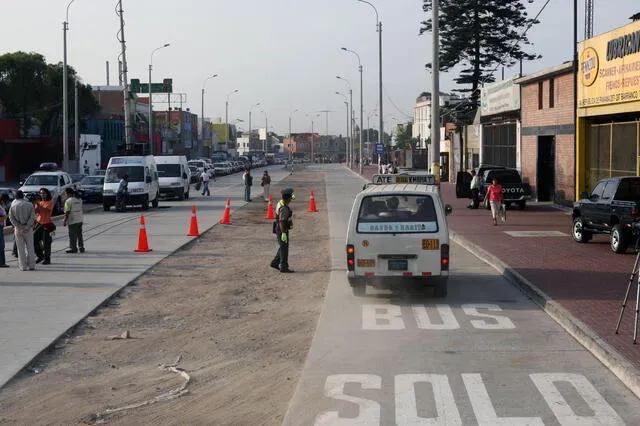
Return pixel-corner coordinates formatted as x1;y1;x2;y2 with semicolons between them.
354;164;640;389
437;181;640;372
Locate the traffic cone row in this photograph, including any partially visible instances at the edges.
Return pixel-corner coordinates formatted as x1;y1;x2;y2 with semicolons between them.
134;191;319;252
265;195;275;219
308;190;318;213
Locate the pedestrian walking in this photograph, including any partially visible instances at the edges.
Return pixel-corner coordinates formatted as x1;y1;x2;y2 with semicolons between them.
261;170;271;202
243;169;253;202
270;188;295;273
201;169;211;196
34;188;55;265
0;198;8;268
8;191;36;271
468;170;479;209
63;188;85;253
487;177;504;226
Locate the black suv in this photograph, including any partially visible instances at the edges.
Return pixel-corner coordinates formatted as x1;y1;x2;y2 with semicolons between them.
572;177;640;253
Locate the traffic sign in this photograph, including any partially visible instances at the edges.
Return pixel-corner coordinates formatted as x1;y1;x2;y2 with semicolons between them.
375;143;384;154
130;78;173;94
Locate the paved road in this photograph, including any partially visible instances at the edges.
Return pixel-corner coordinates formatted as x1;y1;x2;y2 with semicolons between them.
283;166;640;425
0;166;284;389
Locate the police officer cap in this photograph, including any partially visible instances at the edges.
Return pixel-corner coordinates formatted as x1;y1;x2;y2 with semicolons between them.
281;188;294;199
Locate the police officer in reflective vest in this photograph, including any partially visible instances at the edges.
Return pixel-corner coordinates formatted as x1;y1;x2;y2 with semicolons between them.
271;188;295;273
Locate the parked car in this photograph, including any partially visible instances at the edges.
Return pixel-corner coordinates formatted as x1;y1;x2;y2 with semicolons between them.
69;173;86;185
18;170;75;214
572;176;640;253
0;187;16;202
214;162;230;176
38;162;59;171
188;165;200;184
77;175;105;203
481;168;531;210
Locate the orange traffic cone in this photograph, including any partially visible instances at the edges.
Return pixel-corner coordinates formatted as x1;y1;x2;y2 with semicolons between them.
134;215;152;252
220;198;232;225
265;195;275;220
187;205;200;236
308;190;318;213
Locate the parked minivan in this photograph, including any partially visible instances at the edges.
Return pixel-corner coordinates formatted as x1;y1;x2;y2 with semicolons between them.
154;155;191;200
102;156;160;211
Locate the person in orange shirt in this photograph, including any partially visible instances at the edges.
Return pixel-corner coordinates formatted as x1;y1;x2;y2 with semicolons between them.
34;188;55;265
486;178;504;226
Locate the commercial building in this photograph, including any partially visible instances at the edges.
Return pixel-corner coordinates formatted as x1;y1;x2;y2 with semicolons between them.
516;62;575;204
479;77;521;170
577;19;640;195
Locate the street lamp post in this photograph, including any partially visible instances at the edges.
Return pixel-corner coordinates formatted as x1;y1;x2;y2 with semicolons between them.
248;102;260;153
337;75;353;168
62;0;76;172
148;43;170;155
335;92;350;165
288;108;299;162
225;89;239;151
356;0;383;155
260;110;268;153
201;74;218;159
341;47;364;174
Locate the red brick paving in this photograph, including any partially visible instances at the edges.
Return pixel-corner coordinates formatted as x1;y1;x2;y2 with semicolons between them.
356;164;640;371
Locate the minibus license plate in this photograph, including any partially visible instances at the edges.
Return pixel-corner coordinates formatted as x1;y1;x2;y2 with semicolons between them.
422;239;439;250
388;259;408;271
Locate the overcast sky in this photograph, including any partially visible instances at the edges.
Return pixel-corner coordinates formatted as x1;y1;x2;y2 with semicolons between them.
1;0;639;136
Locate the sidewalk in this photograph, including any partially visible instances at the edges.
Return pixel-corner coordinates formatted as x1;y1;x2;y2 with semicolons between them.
354;164;640;395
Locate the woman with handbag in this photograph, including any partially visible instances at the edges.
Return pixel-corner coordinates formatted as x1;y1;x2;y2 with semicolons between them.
34;188;55;265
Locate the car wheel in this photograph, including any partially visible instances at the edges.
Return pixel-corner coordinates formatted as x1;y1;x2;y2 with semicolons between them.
178;191;185;201
433;277;448;298
572;217;591;243
152;193;159;208
348;277;366;297
103;203;111;212
518;201;526;210
611;224;629;254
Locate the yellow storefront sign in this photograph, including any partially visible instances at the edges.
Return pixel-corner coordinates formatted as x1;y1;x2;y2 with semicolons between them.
578;20;640;109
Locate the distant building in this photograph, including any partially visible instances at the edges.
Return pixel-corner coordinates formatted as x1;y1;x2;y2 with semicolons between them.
412;92;463;149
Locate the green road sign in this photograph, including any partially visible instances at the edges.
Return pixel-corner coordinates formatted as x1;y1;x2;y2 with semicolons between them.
130;78;173;93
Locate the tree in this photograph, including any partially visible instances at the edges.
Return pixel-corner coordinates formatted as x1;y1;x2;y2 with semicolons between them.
394;122;415;150
0;51;99;137
420;0;539;107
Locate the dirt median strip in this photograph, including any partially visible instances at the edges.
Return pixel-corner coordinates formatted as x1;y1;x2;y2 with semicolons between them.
0;172;331;425
450;230;640;401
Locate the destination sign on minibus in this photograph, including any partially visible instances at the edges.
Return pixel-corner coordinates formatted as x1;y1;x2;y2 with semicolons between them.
371;173;437;185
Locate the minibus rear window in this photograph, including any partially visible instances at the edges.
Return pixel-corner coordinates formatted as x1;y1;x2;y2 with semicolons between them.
356;195;438;233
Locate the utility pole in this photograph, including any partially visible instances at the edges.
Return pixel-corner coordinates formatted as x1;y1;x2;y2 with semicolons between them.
74;78;79;170
431;0;441;179
317;110;332;163
117;0;132;152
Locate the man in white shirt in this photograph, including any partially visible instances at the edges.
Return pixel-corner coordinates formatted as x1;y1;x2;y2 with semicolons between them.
8;191;36;270
201;170;210;196
469;170;480;209
63;188;85;253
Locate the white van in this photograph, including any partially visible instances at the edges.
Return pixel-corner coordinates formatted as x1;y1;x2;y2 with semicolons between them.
154;155;191;200
102;155;160;211
345;173;452;297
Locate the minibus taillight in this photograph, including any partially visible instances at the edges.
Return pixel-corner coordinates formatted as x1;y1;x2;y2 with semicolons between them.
441;244;449;271
346;245;355;271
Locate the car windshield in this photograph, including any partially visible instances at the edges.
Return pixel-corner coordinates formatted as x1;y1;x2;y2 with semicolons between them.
80;176;104;185
105;166;144;183
356;194;438;233
615;179;640;201
157;164;181;177
24;175;58;186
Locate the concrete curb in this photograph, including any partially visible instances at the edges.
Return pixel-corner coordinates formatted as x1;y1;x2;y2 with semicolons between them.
450;229;640;400
2;205;102;237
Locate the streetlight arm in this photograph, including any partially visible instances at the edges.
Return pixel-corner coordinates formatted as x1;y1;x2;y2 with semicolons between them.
65;0;76;23
341;47;362;66
356;0;379;24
